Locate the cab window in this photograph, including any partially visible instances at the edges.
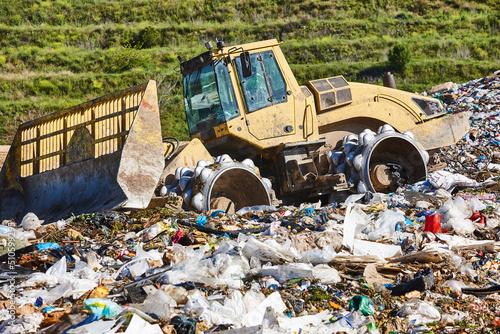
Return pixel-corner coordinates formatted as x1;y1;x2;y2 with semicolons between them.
235;50;287;113
183;60;239;134
215;60;239;121
261;51;287;105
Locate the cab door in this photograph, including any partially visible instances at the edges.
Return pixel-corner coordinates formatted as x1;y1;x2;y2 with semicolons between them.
234;50;295;140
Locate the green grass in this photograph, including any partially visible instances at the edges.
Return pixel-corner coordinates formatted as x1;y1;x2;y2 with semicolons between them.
0;0;499;144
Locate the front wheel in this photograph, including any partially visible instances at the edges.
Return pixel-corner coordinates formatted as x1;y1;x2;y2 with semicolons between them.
161;155;273;213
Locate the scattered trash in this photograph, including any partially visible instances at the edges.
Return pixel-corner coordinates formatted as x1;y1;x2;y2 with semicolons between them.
2;72;500;333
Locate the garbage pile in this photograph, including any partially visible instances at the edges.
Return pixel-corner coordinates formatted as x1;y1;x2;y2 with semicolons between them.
2;72;500;334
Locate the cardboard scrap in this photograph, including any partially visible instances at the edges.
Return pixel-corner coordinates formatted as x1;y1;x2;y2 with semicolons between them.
389;250;444;264
452;241;500;253
363;264;393;285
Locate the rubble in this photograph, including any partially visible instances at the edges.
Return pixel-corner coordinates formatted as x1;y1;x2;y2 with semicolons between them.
2;72;500;333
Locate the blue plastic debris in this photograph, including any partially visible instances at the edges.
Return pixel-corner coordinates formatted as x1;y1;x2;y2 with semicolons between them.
302;207;315;215
210;210;225;218
35;296;43;307
61;314;100;334
196;215;207;226
416;210;434;217
36;243;61;250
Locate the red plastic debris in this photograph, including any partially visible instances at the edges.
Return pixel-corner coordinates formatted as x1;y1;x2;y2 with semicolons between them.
470;211;487;226
424;214;441;234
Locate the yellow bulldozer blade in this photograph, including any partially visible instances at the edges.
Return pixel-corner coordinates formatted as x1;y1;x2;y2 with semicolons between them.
0;80;164;222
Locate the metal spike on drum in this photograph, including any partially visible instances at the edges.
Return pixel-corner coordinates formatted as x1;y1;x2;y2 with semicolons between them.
164;155;272;213
328;125;428;194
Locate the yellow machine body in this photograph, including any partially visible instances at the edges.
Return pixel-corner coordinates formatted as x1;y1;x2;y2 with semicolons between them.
185;39;467;156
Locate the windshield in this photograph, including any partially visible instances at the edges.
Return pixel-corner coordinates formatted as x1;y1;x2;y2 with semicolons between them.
183;60;239;135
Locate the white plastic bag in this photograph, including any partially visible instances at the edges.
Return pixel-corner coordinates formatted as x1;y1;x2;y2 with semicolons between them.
242;237;297;264
139;289;176;320
441;280;469;293
439;197;475;234
468;198;486;212
123;314;163;334
367;209;405;241
398;299;441;326
46;257;67;277
243;288;266;312
440;310;467;325
445;218;475;234
20;212;42;230
438;197;471;222
199;290;247;327
261;263;313;283
298;245;337;264
184;293;211;318
241;291;287;327
343;203;370;250
45;282;72;305
312;264;341;284
429;170;480;192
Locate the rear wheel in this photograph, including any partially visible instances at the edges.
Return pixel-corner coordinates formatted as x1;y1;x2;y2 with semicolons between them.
327;124;429;193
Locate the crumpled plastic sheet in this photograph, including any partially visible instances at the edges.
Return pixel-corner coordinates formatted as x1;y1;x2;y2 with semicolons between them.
298;245;337;264
123;314;163;334
438;197;476;234
0;225;34;244
0;312;44;334
429;170;481;192
398;299;441;327
241;236;298;264
366;209;406;241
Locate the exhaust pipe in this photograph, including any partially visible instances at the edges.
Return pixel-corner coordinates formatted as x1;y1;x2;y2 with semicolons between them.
383;72;396;89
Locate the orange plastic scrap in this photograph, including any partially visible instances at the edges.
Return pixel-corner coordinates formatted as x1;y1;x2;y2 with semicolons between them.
329;301;344;310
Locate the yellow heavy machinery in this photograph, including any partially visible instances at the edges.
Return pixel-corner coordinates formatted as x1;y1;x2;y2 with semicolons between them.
0;39;469;221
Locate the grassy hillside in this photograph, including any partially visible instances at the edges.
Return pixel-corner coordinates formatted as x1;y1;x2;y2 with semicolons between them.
0;0;499;144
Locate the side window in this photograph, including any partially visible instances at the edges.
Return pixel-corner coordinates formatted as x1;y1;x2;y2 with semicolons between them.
235;53;272;112
261;51;287;104
235;51;288;113
215;60;239;121
183;65;222;134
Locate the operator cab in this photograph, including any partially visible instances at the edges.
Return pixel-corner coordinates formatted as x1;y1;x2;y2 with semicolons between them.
180;41;293;140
